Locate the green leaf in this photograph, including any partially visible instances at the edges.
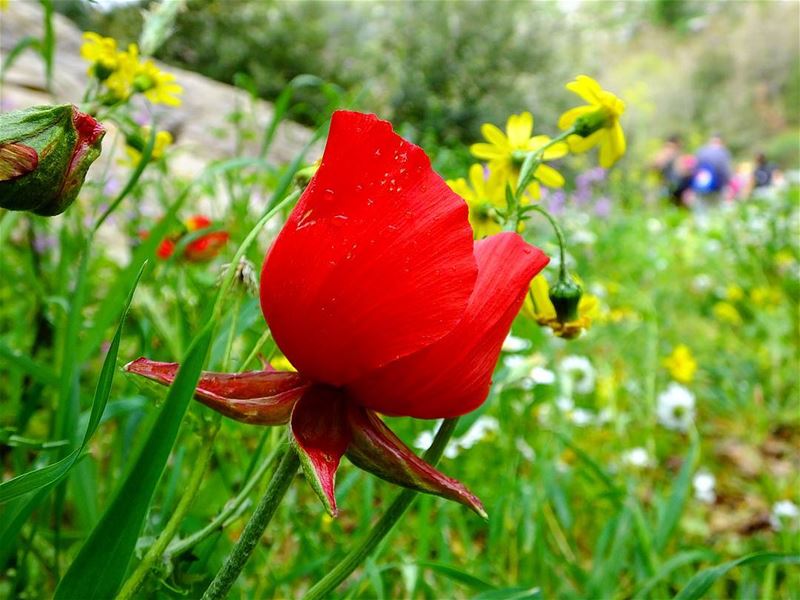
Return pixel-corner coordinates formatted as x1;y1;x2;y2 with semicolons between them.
0;341;59;387
633;550;717;599
418;561;495;592
472;586;542;600
54;325;213;600
0;264;145;504
655;434;699;551
674;552;800;600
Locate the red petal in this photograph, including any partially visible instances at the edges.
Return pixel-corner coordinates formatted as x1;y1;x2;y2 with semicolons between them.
124;358;309;425
346;404;486;518
261;111;477;386
185;231;229;261
0;143;38;181
157;238;176;259
347;232;548;418
290;386;352;516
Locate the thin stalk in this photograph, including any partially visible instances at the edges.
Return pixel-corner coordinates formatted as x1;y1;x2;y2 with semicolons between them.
222;295;243;371
202;446;301;600
212;190;300;322
116;417;222;600
166;442;282;558
505;126;575;233
240;327;272;371
303;417;460;600
529;204;569;280
117;284;270;596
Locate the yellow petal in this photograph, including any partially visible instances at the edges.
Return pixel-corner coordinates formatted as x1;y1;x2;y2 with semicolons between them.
543;141;569;160
507;112;533;148
481;123;510;149
484;168;509;207
468;163;486;196
558;105;594;130
535;163;565;188
530;275;556;320
470;143;508;160
567;130;603;154
566;74;603;105
610;122;626;159
447;178;475;204
598;132;615;168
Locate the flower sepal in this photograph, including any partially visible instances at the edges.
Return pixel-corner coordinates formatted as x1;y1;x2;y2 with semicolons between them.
123;358;309;425
0;104;105;216
346;405;487;519
572;109;610;138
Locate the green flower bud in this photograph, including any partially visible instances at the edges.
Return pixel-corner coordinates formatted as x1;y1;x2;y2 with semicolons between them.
132;74;155;93
0;104;105;216
549;276;582;324
573;108;610;138
293;161;321;190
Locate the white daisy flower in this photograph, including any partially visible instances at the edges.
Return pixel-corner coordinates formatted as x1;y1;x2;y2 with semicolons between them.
656;383;696;432
770;500;800;531
621;447;653;469
560;355;596;394
502;334;531;353
693;470;716;504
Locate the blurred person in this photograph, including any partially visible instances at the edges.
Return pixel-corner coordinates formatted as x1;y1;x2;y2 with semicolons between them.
691;134;732;211
753;152;776;189
651;135;695;207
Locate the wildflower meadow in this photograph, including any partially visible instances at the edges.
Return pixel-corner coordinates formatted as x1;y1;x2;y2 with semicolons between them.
0;1;798;599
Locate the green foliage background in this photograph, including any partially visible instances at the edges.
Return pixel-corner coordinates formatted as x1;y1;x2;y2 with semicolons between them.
62;0;799;168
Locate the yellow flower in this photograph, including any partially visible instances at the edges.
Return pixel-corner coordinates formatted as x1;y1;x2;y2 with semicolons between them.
750;286;781;308
80;32;120;80
523;274;599;339
134;59;183;107
123;129;173;166
270;354;296;372
470;112;567;194
775;249;795;270
0;0;9;11
103;44;182;106
559;75;626;168
713;301;742;326
104;43;139;100
447;164;505;239
726;284;744;302
663;344;697;384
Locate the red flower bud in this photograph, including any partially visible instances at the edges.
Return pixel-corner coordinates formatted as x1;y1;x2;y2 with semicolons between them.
0;104;105;216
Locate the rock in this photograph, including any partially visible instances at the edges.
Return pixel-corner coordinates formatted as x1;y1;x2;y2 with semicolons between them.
0;0;318;175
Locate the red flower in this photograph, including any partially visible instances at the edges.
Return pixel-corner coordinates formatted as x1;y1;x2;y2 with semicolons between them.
183;215;229;262
144;214;229;261
126;111;548;517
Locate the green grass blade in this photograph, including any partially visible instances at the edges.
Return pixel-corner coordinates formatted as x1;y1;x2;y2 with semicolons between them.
418;561;496;592
0;341;59;387
633;550;717;599
472;587;542;600
655;434;699;551
673;552;800;600
54;325;213;600
0;264;144;504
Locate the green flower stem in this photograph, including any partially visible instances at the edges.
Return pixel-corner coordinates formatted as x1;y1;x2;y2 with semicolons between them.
212;189;301;323
165;441;283;558
529;204;569;281
92;122;157;233
303;417;460;600
117;289;248;598
505;126;575;233
201;446;301;600
116;416;222;600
